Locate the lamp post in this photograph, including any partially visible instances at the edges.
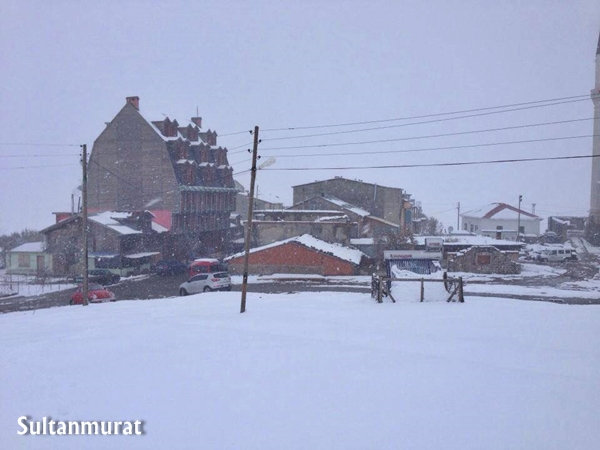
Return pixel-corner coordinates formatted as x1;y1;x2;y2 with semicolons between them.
517;195;523;242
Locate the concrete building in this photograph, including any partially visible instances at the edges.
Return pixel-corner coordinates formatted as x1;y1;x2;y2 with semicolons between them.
251;209;359;247
41;211;165;276
292;177;412;232
87;97;238;258
5;242;52;276
460;203;541;241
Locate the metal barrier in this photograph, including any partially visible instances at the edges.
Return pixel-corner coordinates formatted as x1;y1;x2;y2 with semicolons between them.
371;273;464;304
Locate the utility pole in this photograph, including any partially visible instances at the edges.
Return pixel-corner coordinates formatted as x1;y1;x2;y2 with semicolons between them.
81;144;89;306
457;202;460;230
240;126;260;314
517;195;523;242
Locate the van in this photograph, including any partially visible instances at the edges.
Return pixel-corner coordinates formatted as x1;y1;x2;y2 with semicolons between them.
538;248;577;263
188;258;228;277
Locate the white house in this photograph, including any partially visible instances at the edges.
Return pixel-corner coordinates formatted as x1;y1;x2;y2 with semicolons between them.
6;242;53;276
461;203;541;241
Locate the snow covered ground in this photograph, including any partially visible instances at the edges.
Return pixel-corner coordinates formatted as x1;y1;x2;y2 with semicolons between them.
1;291;598;449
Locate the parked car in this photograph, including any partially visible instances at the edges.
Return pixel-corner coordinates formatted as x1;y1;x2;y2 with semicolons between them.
88;269;121;285
537;248;578;263
188;258;228;277
179;272;232;296
155;260;187;276
70;283;116;305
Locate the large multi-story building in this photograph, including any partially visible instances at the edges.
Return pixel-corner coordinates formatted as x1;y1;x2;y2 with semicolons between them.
292;177;413;234
87;97;238;257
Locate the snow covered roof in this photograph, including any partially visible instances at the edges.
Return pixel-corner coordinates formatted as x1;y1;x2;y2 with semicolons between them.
124;252;160;259
151;222;169;233
350;238;374;245
10;242;45;253
462;203;541;221
88;211;142;235
415;235;522;247
366;215;400;228
225;234;366;265
320;196;371;217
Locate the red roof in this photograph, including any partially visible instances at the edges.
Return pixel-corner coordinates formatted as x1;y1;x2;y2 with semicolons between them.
149;210;172;230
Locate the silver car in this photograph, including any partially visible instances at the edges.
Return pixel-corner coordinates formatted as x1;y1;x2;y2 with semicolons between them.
179;272;232;296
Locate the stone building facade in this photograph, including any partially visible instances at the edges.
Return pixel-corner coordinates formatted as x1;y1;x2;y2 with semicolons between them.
447;246;521;275
87;97;238;258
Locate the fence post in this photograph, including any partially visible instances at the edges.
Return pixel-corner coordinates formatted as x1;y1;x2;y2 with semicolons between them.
377;277;383;303
420;278;424;302
458;277;465;303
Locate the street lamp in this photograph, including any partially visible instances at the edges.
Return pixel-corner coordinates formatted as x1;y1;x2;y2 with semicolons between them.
517;195;523;242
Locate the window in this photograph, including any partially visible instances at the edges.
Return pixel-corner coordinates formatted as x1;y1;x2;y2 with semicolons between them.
18;253;30;267
470;224;474;232
519;226;525;234
496;225;503;230
476;253;491;265
191;275;208;282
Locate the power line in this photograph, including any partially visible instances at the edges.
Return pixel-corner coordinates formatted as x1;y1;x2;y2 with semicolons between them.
0;153;80;158
0;142;80;147
259;97;593;142
260;117;595;151
261;134;597;159
260;93;593;133
0;163;79;170
260;153;599;172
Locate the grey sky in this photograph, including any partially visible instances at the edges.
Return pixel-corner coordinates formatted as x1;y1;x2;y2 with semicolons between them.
1;0;599;234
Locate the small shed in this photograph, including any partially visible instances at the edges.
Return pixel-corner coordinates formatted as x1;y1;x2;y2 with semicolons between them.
447;245;521;275
225;234;366;276
6;242;52;276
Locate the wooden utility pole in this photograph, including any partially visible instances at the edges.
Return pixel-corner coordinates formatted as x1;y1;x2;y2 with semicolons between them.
457;202;460;230
81;144;89;306
240;126;260;313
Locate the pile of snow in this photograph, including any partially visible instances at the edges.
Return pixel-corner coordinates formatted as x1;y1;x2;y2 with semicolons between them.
1;292;598;449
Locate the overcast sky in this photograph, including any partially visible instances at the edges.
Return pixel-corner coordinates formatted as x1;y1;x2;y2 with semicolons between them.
1;0;599;235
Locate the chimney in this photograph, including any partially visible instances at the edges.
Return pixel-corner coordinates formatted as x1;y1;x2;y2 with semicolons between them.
191;117;202;128
126;96;140;110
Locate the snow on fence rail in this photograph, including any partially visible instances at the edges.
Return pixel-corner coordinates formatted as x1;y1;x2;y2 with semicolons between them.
0;274;74;298
371;273;465;304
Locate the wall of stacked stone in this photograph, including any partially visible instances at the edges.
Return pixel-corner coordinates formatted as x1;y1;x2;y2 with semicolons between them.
447;245;521;275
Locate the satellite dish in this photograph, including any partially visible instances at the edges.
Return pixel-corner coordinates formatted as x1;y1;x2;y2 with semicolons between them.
258;157;276;169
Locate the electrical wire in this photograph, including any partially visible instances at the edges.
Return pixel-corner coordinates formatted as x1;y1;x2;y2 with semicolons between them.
0;153;80;158
260;134;597;159
260;153;599;172
259;98;593;142
259;117;595;152
0;163;79;170
259;93;594;133
0;142;80;147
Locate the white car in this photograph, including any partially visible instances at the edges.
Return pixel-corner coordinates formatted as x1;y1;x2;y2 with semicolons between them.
537;248;577;263
179;272;232;296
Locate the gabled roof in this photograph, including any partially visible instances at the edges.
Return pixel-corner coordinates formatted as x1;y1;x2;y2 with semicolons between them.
225;234;366;265
292;176;402;193
313;196;371;217
461;203;541;221
9;242;45;253
88;212;143;235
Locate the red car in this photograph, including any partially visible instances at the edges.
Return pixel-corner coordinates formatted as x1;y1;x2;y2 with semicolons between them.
70;283;116;305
